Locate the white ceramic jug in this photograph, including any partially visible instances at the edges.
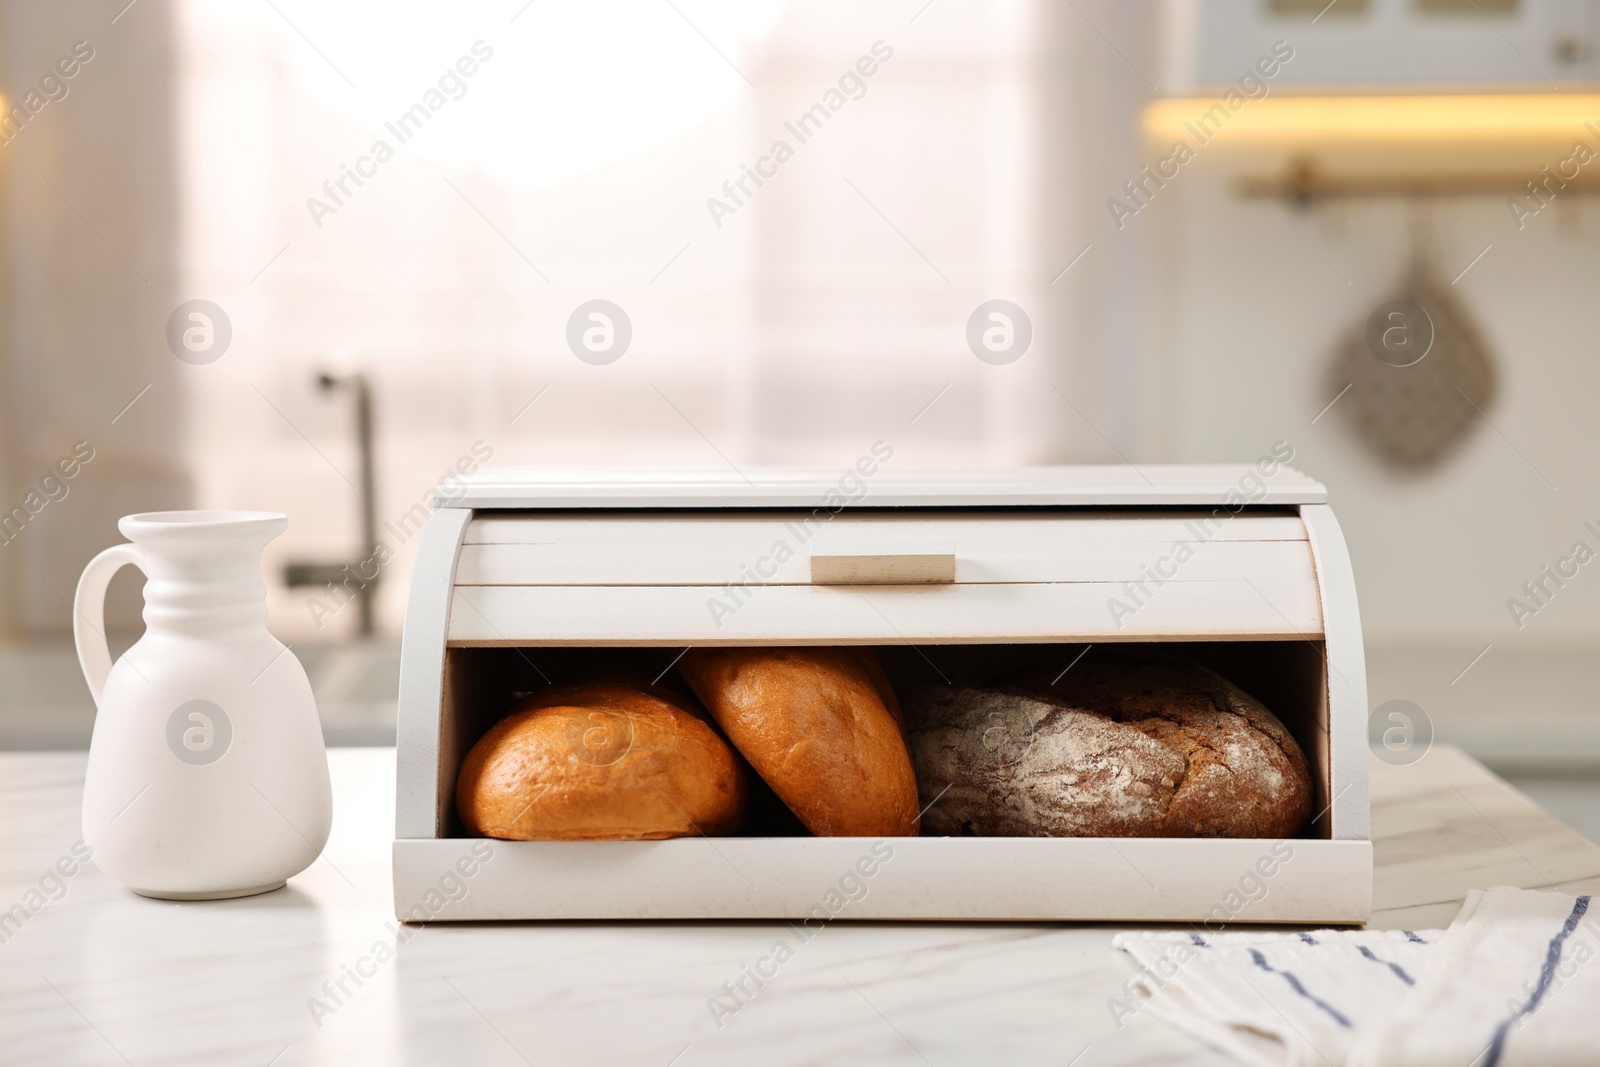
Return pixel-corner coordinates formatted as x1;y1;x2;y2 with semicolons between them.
74;510;332;899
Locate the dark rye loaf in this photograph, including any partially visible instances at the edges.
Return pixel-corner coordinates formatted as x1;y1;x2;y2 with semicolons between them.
907;657;1313;838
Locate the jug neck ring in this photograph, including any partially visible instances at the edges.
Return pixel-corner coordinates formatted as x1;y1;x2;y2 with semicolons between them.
139;579;270;635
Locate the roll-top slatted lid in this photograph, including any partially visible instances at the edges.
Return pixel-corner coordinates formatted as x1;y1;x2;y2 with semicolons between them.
440;464;1326;509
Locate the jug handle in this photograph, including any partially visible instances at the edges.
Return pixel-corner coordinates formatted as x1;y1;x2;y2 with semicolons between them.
73;544;147;708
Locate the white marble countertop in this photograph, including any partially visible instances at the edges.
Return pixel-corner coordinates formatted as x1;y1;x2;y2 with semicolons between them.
2;745;1598;1067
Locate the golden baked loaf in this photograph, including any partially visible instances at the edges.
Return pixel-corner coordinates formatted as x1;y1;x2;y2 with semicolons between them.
907;656;1313;838
456;683;746;840
679;647;919;837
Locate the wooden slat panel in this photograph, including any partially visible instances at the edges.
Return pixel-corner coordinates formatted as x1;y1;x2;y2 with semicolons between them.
457;537;1317;588
457;513;1312;589
464;511;1308;545
446;579;1324;644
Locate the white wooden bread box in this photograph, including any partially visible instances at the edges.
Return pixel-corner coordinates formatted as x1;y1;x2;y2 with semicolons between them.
394;465;1371;923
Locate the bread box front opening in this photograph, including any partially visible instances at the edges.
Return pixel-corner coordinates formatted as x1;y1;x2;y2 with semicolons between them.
436;639;1332;845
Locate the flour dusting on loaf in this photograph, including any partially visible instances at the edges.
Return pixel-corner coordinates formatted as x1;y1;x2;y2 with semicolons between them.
907;656;1313;838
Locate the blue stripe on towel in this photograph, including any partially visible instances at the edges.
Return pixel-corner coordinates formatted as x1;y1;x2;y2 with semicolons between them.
1403;930;1427;944
1248;948;1353;1029
1190;934;1208;947
1356;944;1415;986
1299;932;1319;945
1481;895;1592;1067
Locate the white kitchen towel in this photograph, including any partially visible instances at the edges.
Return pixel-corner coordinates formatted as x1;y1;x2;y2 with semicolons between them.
1112;887;1599;1067
1349;887;1597;1067
1112;926;1437;1067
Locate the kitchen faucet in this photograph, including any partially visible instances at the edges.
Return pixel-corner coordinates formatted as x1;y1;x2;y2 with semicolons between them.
283;372;379;636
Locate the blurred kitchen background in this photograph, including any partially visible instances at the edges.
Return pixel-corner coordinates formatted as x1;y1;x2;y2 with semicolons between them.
2;0;1598;838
